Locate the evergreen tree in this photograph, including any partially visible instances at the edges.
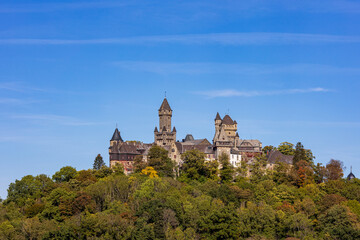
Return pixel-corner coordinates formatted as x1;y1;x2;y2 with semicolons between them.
293;142;307;166
93;154;105;170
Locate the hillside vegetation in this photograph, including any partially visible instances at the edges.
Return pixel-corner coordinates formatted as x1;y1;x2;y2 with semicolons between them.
1;144;360;240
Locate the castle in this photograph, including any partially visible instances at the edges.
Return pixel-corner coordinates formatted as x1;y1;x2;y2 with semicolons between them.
109;98;262;174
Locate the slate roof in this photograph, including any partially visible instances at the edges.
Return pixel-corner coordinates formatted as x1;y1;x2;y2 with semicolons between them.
347;167;356;180
267;150;293;165
347;172;356;180
180;144;215;154
111;128;123;142
184;134;195;142
222;115;234;125
119;143;138;154
215;112;222;121
159;98;172;111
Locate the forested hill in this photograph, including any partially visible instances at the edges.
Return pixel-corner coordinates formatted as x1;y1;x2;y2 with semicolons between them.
1;146;360;240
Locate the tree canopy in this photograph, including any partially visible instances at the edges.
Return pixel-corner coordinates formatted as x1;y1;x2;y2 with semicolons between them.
1;143;359;239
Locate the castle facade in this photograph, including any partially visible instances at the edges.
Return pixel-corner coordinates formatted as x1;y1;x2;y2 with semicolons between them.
109;98;262;173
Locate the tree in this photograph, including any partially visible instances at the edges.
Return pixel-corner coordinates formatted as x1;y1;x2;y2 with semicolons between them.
133;155;147;173
52;166;77;183
141;167;159;178
180;149;209;182
148;145;175;178
219;153;234;183
262;145;276;154
293;142;307;166
319;205;360;239
277;142;295;156
325;159;344;181
93;154;105;170
314;163;327;183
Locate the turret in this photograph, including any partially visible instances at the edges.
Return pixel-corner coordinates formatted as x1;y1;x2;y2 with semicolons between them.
110;128;123;146
159;98;172;132
347;166;356;181
154;97;177;146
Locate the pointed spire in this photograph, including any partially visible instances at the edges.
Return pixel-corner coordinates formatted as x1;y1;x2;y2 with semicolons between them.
236;132;239;137
162;126;167;132
215;112;221;121
159;98;172;111
154;127;158;132
172;126;177;132
111;128;123;142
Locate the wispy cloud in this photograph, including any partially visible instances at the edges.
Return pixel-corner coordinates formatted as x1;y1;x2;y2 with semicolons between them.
195;88;330;98
0;98;40;105
1;1;360;14
1;33;360;46
0;2;131;13
113;61;360;75
10;114;104;126
0;82;47;92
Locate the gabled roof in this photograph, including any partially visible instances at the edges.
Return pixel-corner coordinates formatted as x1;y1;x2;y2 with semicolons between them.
267;150;293;165
215;112;222;121
159;98;172;111
111;128;123;142
222;115;234;125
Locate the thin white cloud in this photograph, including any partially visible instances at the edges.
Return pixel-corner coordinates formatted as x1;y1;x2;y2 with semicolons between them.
1;33;360;46
0;2;131;13
10;114;104;126
195;88;330;98
113;61;360;75
0;82;47;92
1;1;360;14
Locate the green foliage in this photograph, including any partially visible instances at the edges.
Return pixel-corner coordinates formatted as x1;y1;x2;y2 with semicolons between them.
277;142;295;155
219;153;234;183
319;204;360;239
52;166;77;183
93;153;105;170
180;149;209;182
148;145;175;178
3;158;360;239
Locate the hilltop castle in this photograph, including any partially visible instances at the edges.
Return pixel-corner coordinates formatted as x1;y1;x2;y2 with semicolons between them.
109;98;262;174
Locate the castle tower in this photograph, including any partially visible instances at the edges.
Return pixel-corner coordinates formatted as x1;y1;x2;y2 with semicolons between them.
110;128;123;146
109;127;123;166
159;97;172;132
154;98;177;146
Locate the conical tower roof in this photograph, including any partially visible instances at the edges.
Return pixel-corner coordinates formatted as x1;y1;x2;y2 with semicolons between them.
222;115;234;125
159;98;172;111
347;166;356;180
111;128;123;142
215;112;222;121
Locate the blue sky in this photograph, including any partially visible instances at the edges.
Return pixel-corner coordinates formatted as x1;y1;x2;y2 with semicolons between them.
1;0;360;198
